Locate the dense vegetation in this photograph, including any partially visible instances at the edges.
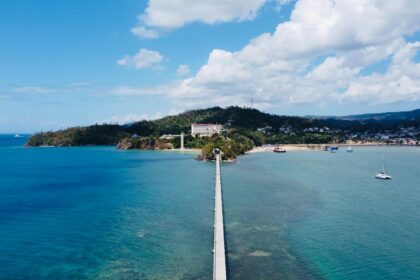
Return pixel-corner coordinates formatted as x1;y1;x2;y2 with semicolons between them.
26;106;420;159
116;137;172;150
26;125;128;147
190;132;254;161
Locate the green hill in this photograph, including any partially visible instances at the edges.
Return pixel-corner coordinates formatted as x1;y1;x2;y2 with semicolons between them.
26;106;420;149
338;109;420;122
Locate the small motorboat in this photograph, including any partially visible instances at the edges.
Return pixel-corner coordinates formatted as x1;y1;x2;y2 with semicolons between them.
375;163;392;180
330;146;338;153
273;146;286;153
347;146;353;152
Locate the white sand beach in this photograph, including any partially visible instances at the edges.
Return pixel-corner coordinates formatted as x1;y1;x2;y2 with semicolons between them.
246;145;312;153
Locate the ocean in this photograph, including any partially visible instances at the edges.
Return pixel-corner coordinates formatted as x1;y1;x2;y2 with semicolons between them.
0;135;419;279
223;147;420;279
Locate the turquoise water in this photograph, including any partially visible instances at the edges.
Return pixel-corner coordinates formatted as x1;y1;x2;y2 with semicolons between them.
0;135;214;279
1;135;419;279
222;147;420;279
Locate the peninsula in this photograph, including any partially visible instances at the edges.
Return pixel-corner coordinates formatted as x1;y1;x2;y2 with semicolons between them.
26;107;420;160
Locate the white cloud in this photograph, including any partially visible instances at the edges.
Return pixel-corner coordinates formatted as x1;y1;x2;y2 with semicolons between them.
337;42;420;104
131;26;160;39
158;0;420;108
274;0;293;11
11;86;54;94
176;64;190;76
117;48;164;69
102;112;163;125
10;0;419;113
5;83;94;95
132;0;267;38
111;86;166;96
238;0;420;62
277;0;292;4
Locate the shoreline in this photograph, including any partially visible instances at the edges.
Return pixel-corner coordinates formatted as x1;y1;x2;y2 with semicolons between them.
246;143;420;154
162;148;201;153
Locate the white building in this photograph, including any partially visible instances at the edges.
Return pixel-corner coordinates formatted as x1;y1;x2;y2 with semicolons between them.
191;123;223;137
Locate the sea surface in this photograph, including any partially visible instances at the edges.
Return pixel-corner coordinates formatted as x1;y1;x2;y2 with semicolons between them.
0;135;419;279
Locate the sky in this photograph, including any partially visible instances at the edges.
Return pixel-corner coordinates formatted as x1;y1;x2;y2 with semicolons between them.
0;0;420;133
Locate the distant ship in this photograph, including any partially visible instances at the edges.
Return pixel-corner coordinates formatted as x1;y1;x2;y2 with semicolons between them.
14;134;23;138
273;146;286;153
347;146;353;152
375;163;392;180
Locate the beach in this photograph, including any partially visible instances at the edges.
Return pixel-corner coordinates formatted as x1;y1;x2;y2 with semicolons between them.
246;143;418;154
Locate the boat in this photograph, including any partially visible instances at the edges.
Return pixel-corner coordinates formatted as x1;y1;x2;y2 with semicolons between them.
273;146;286;153
14;134;23;138
347;146;353;152
375;162;392;180
330;146;338;153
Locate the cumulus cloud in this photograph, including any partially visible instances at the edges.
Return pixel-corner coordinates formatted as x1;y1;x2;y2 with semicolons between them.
337;42;420;104
132;0;269;38
176;64;190;76
159;0;420;108
117;48;164;69
15;1;418;112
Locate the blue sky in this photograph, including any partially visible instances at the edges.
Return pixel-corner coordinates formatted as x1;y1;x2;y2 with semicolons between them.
1;0;419;133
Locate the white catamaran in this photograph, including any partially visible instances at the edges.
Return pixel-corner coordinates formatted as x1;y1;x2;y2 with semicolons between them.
375;162;392;180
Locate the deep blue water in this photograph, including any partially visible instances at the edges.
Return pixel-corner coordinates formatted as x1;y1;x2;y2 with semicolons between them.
0;135;214;279
0;135;419;279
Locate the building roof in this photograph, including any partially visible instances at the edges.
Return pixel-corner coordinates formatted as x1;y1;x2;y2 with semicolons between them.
192;123;222;126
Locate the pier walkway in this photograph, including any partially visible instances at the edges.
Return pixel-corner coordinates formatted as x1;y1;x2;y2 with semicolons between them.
213;154;227;280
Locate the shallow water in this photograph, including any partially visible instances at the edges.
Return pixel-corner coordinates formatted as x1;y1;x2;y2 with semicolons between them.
1;135;419;279
222;147;420;279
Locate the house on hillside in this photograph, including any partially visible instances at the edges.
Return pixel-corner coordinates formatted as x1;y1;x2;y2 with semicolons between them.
191;123;223;137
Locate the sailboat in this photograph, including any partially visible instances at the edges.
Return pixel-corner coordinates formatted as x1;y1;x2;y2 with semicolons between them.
375;162;392;180
347;146;353;152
